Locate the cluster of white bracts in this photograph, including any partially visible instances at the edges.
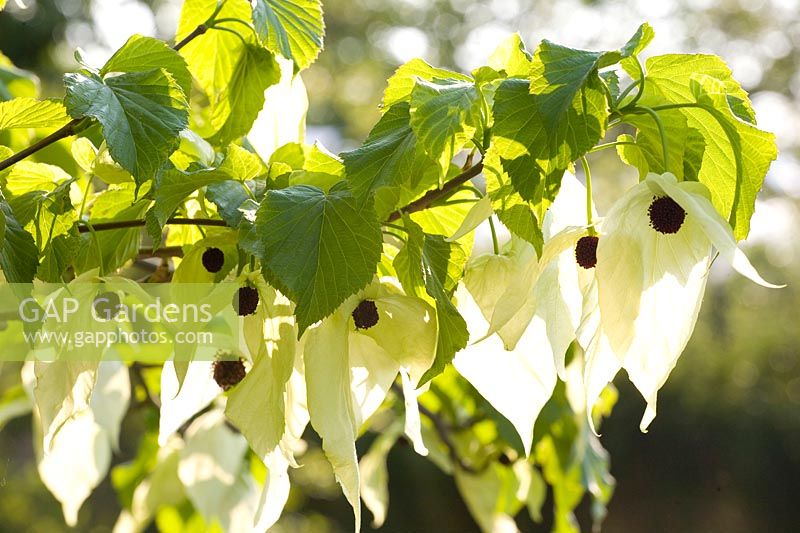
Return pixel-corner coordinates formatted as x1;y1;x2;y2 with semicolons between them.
456;171;781;453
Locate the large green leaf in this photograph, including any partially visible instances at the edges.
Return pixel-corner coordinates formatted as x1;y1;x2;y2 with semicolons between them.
0;192;38;283
409;79;482;175
489;27;654;222
177;0;280;145
76;185;149;274
146;165;231;230
491;77;603;219
382;59;471;109
627;54;777;239
251;183;382;334
251;0;325;71
177;0;248;97
342;102;438;219
101;35;192;97
63;70;188;186
394;219;468;384
208;44;280;145
527;42;603;130
0;98;69;130
482;148;544;254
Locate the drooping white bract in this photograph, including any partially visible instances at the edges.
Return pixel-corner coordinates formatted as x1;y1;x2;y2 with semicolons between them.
584;172;781;431
454;172;594;454
302;280;437;532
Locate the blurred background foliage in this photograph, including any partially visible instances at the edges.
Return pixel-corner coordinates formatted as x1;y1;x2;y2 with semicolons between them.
0;0;798;531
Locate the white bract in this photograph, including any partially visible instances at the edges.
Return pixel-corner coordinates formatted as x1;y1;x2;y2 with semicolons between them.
302;280;437;531
584;172;781;431
455;172;594;453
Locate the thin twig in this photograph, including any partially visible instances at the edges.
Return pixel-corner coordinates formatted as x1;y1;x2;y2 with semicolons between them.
0;118;85;172
136;246;184;259
391;383;482;474
173;23;208;51
77;217;228;233
386;161;484;222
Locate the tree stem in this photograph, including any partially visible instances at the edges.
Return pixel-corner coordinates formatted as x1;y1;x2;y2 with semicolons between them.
0;118;84;172
386;161;484;222
77;217;228;234
173;24;208;51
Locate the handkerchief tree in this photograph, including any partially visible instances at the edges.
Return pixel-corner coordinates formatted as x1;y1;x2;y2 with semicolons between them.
0;1;781;531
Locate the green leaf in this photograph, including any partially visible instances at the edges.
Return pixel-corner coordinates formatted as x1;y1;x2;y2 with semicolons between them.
620;111;691;179
342;102;438;219
483;149;544;253
4;160;71;197
37;232;80;282
0;192;38;283
394;219;468;384
0;52;37;99
252;0;325;71
0;98;69;130
598;22;655;68
177;0;250;95
205;181;252;228
410;79;482;175
100;35;192;97
383;59;472;109
177;0;280;144
147;165;230;230
64;69;189;186
282;143;344;191
251;183;382;334
630;54;777;239
492;77;599;219
76;185;149;274
487;33;532;78
208;44;280;145
149;145;264;236
528;42;603;129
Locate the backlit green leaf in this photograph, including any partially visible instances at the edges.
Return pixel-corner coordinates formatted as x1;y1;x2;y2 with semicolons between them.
410;79;482;175
0;98;69;130
342;103;438;219
628;54;777;239
252;0;325;71
394;219;468;384
64;70;188;186
101;35;192;97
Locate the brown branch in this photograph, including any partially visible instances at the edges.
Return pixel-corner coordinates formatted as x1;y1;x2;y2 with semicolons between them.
386;161;484;222
0;118;85;173
136;246;184;259
174;24;208;51
78;217;228;233
0;22;209;174
391;383;483;474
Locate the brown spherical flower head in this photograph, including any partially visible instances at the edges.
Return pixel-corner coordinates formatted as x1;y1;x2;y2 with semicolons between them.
352;299;379;329
233;286;259;316
201;247;225;273
213;355;246;391
575;235;599;269
648;196;686;234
